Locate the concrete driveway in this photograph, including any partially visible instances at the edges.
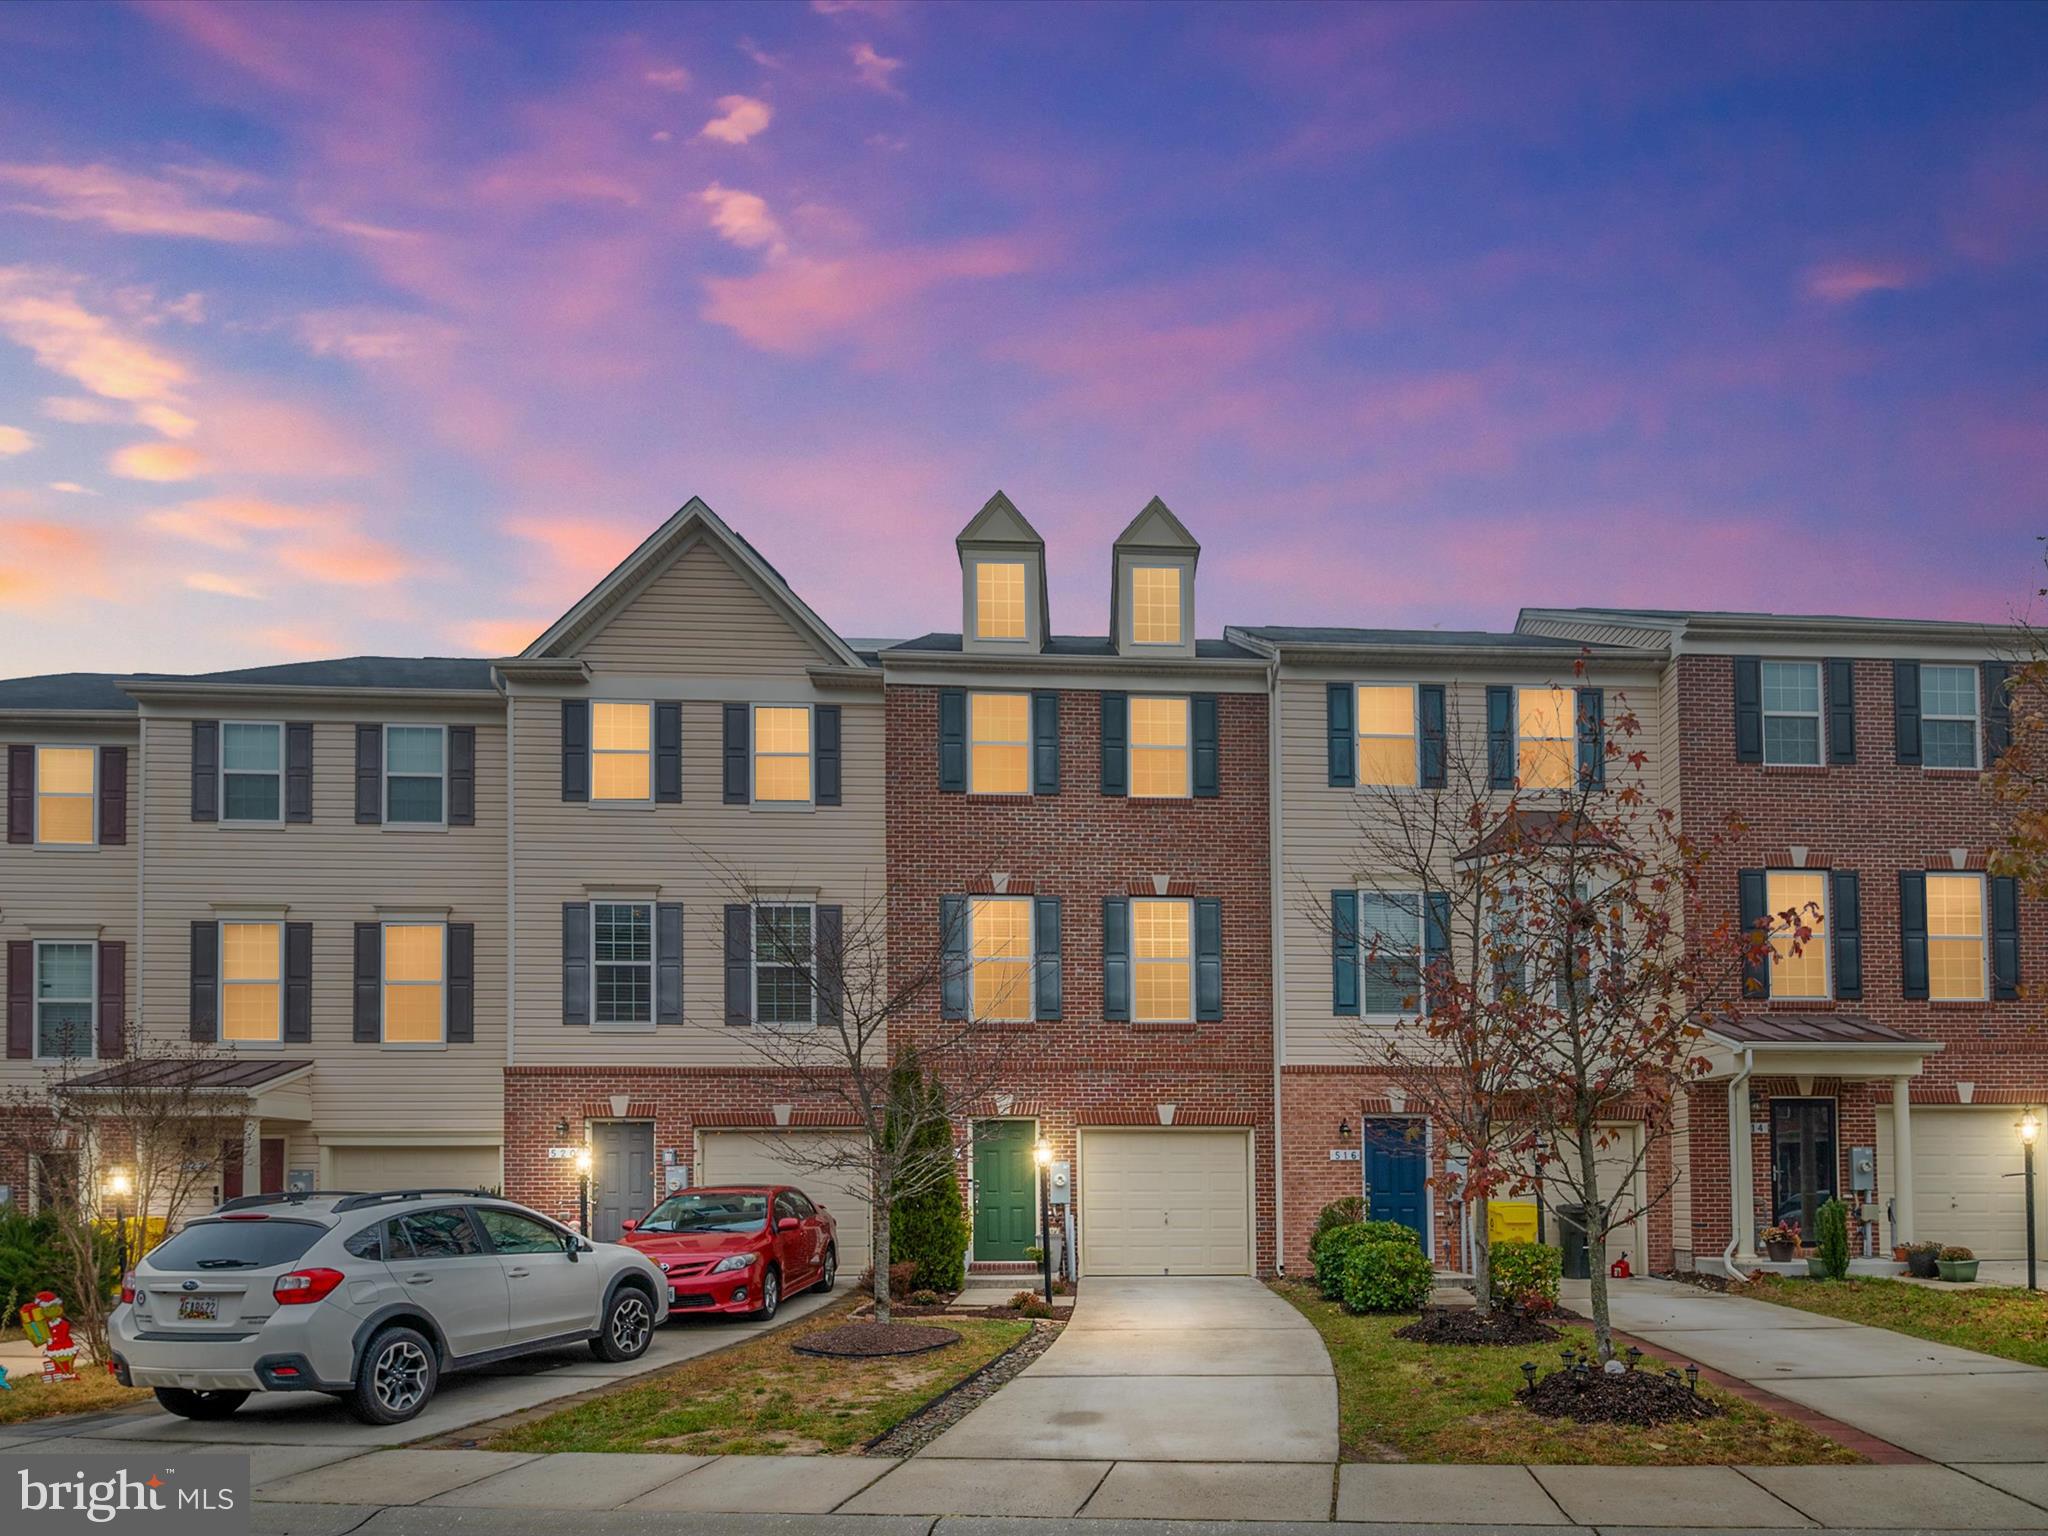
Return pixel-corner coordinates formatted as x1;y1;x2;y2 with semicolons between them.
921;1276;1337;1463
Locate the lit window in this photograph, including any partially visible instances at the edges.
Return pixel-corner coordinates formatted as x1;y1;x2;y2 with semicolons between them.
754;903;815;1026
221;922;282;1043
1131;566;1182;645
593;902;653;1025
35;941;94;1059
1762;662;1822;766
222;723;283;823
1132;897;1191;1023
1921;666;1980;770
385;726;447;824
1361;892;1423;1017
1927;873;1986;1001
969;693;1031;794
1129;696;1190;798
975;561;1027;640
1517;687;1575;790
1765;870;1829;1000
971;897;1033;1022
1356;686;1418;788
35;747;95;846
753;706;812;803
591;702;652;801
383;923;446;1044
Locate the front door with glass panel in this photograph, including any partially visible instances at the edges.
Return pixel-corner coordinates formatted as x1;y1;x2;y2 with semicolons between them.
1771;1098;1838;1240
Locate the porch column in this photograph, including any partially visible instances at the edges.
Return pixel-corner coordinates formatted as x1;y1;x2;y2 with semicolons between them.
1890;1077;1914;1246
242;1116;261;1198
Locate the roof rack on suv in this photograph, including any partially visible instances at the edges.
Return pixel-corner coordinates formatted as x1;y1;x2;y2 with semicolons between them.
216;1189;367;1212
331;1188;497;1212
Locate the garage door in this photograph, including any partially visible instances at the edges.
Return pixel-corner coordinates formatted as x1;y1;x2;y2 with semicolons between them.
1078;1129;1251;1276
697;1131;872;1271
1879;1108;2044;1259
328;1144;502;1193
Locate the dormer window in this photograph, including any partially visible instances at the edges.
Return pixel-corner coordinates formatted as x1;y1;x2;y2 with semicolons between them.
1131;566;1183;645
974;561;1028;641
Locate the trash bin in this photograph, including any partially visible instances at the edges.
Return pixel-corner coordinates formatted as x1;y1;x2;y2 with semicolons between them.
1557;1204;1590;1280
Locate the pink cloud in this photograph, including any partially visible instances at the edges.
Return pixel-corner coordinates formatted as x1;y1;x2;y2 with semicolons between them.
0;161;288;243
701;237;1032;353
503;514;644;590
0;272;189;403
851;43;906;97
1805;261;1920;305
701;184;786;253
111;440;205;481
0;519;104;608
452;616;546;654
700;95;772;146
145;496;325;548
275;531;413;586
198;396;376;478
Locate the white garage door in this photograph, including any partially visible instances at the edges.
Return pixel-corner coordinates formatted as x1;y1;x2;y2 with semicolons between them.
328;1144;502;1193
1079;1129;1252;1276
1879;1108;2044;1259
697;1131;872;1272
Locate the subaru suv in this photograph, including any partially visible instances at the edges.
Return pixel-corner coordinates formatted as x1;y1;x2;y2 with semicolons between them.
110;1189;667;1425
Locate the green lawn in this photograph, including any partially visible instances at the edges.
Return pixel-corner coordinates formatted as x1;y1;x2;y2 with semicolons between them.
1273;1281;1860;1466
487;1300;1031;1456
1737;1275;2048;1369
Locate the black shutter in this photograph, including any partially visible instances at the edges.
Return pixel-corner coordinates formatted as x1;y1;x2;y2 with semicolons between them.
98;745;128;846
5;745;30;844
1991;875;2020;1001
1576;687;1605;788
447;923;475;1042
1893;662;1921;765
1898;872;1929;1000
96;940;126;1058
190;721;218;822
1983;662;2013;764
562;903;590;1026
353;923;382;1042
6;942;30;1058
723;905;752;1024
1331;890;1359;1015
654;704;682;805
1738;869;1769;999
657;903;683;1024
1034;896;1062;1020
722;705;750;804
1100;692;1128;796
939;895;968;1019
1733;657;1763;764
285;724;314;823
1830;871;1861;1001
188;920;218;1042
1423;892;1450;1015
814;705;841;806
283;922;312;1043
1031;691;1060;795
1418;686;1446;789
1826;660;1856;763
1486;686;1514;788
560;701;590;802
1195;898;1223;1021
937;689;967;793
1326;684;1354;787
354;725;383;825
1102;898;1131;1020
448;726;476;826
816;904;843;1029
1192;694;1220;799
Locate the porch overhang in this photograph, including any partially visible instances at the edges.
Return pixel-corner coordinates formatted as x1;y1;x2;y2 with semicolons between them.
54;1058;316;1123
1696;1013;1942;1082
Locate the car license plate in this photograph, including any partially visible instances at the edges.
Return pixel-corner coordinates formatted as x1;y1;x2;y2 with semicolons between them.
177;1296;219;1321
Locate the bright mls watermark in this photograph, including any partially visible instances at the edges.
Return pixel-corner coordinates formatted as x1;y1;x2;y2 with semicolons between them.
5;1456;247;1536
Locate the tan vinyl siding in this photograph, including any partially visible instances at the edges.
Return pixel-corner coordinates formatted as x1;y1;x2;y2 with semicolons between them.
576;537;840;676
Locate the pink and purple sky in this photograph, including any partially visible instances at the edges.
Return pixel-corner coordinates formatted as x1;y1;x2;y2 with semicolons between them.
1;0;2042;675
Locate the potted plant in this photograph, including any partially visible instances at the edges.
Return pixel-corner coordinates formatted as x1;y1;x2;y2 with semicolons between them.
1761;1223;1799;1263
1936;1245;1979;1282
1906;1240;1941;1278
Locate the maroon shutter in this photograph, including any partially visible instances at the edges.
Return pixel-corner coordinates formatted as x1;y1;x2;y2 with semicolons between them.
97;940;126;1058
6;941;30;1059
99;746;128;846
220;1139;244;1202
260;1139;286;1196
6;745;31;844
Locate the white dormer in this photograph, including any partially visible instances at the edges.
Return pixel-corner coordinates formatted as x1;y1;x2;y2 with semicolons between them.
957;490;1050;655
1110;496;1198;658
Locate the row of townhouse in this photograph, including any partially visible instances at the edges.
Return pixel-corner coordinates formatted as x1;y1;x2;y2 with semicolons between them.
2;494;2039;1280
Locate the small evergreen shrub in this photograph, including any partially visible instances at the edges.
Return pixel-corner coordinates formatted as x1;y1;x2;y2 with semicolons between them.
887;1050;969;1293
1312;1196;1365;1250
1312;1220;1422;1299
1814;1198;1850;1281
1489;1240;1562;1313
1339;1239;1436;1314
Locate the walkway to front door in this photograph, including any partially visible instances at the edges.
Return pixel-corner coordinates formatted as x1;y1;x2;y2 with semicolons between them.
972;1120;1036;1262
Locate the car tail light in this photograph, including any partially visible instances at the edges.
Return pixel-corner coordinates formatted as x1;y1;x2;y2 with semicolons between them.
222;1213;270;1221
120;1271;136;1305
273;1268;346;1305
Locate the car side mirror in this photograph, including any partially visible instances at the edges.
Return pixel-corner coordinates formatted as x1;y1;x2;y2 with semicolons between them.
621;1220;638;1233
564;1234;582;1261
776;1216;800;1233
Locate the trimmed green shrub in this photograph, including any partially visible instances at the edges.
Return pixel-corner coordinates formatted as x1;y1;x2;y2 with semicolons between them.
1489;1239;1562;1313
887;1048;968;1293
1312;1219;1423;1299
1313;1196;1364;1250
1339;1239;1436;1314
1814;1198;1850;1281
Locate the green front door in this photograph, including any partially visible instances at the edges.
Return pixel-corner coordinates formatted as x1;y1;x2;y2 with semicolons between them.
973;1121;1037;1261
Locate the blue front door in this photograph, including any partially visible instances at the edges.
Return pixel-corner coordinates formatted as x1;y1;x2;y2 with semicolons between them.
1361;1119;1428;1244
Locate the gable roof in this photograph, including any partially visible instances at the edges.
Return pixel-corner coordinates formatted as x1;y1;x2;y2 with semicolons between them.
956;489;1044;548
1113;495;1199;554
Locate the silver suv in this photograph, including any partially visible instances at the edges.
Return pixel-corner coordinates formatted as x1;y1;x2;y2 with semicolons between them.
110;1189;668;1425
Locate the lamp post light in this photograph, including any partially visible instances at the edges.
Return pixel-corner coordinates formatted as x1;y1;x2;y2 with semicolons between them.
105;1169;133;1287
2020;1110;2040;1293
574;1146;593;1238
1034;1137;1054;1305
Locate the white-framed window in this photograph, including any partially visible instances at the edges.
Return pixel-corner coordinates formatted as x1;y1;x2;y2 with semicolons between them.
592;901;654;1026
970;896;1033;1022
753;902;816;1027
34;746;95;847
753;705;812;804
220;921;283;1043
1765;869;1830;1000
1926;873;1987;1001
1129;696;1190;798
385;725;447;825
1356;685;1419;788
969;692;1031;795
1130;566;1183;645
1762;661;1823;766
1132;896;1191;1023
1516;687;1575;790
1921;666;1980;770
34;940;95;1060
591;701;653;802
974;560;1028;641
221;722;284;824
1360;891;1424;1018
383;922;447;1045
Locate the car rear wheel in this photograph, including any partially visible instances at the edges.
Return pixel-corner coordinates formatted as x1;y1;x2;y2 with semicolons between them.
817;1246;836;1294
589;1286;654;1362
754;1265;780;1321
345;1326;438;1425
154;1388;249;1421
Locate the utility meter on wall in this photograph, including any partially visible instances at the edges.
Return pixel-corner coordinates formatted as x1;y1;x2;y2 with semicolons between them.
1049;1160;1071;1204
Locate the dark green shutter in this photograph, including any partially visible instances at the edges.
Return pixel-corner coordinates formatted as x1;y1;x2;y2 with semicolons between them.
1100;693;1128;796
817;905;844;1028
1733;658;1763;763
449;726;476;825
656;903;683;1023
1195;898;1222;1021
1418;685;1446;788
562;903;589;1026
1991;875;2020;1000
1486;686;1514;788
1983;662;2013;764
190;721;219;822
1102;898;1131;1019
1331;890;1359;1015
447;923;475;1043
560;702;588;801
1738;869;1769;999
284;922;313;1043
655;704;682;804
937;689;967;793
939;895;968;1018
814;705;841;806
1326;684;1354;787
285;724;314;823
1031;691;1060;795
355;724;383;824
1192;694;1220;798
723;905;752;1024
722;704;750;804
189;921;218;1042
1830;871;1861;1001
1898;872;1929;1000
1893;662;1921;765
1034;896;1062;1019
1423;892;1450;1015
353;923;382;1042
1576;687;1605;788
1826;660;1856;763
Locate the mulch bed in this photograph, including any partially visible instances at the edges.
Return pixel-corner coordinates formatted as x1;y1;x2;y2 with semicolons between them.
1519;1366;1724;1426
863;1320;1063;1457
791;1321;963;1358
1395;1305;1561;1346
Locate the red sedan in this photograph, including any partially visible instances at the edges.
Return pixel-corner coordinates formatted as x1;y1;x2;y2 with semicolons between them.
618;1185;838;1321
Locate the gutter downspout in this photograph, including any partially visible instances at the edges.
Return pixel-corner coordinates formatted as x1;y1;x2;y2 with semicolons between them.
1720;1047;1755;1281
503;677;516;1072
1266;653;1286;1274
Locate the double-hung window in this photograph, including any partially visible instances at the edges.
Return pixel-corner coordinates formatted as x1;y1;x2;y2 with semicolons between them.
975;561;1027;641
1516;688;1575;790
1761;662;1822;766
34;941;95;1059
754;903;815;1026
753;706;812;803
1131;897;1191;1023
1129;697;1190;798
970;896;1033;1021
1920;666;1980;769
221;723;284;823
591;702;652;802
221;921;283;1043
1356;686;1418;788
969;693;1030;794
34;747;95;846
593;901;654;1026
385;725;447;825
1926;873;1987;1001
1360;892;1423;1017
1764;870;1829;1000
1131;566;1183;645
383;923;446;1044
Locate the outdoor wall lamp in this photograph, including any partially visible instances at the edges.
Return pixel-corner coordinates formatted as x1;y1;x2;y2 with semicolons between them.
574;1146;593;1237
1339;1118;1352;1139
